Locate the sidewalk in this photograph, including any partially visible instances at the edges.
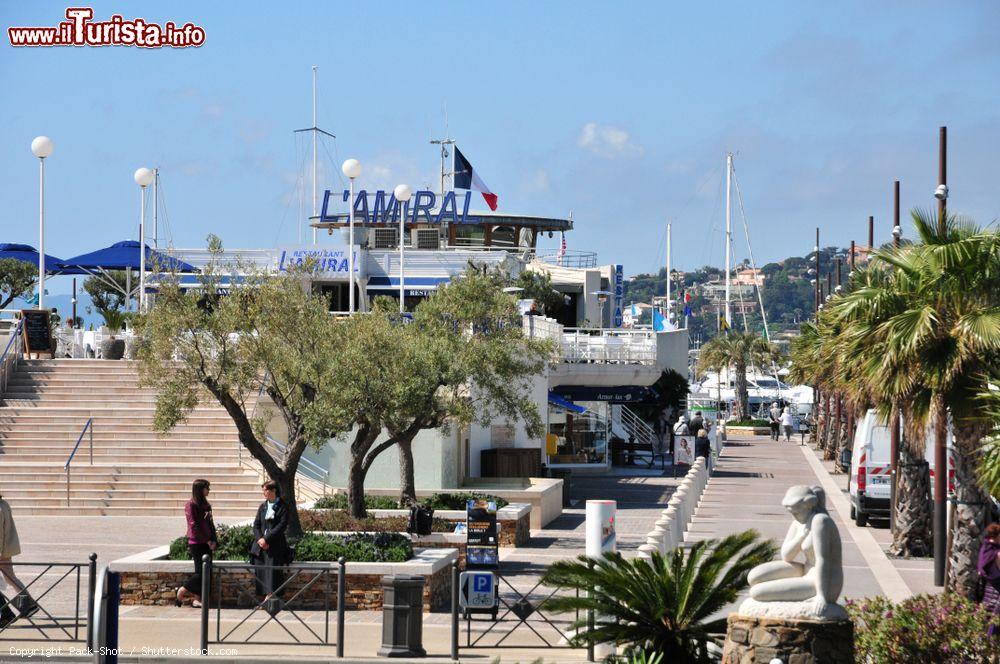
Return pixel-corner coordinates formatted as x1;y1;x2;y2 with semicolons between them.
686;432;933;606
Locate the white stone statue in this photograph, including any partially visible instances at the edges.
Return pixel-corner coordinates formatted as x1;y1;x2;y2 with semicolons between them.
739;485;847;621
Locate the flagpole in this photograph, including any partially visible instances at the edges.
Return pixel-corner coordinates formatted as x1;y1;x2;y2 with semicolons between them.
666;221;671;330
724;152;733;328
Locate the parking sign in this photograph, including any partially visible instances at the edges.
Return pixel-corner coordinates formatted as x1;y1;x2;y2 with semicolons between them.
459;571;497;610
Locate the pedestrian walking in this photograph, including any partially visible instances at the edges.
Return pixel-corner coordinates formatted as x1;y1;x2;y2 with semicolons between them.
695;428;712;471
0;494;38;629
673;415;690;436
688;411;705;439
977;522;1000;637
251;480;291;599
768;402;781;440
176;479;217;608
780;408;796;442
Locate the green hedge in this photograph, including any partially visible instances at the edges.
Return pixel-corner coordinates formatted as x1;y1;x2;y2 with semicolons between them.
725;419;771;427
299;510;455;533
167;525;412;563
313;491;508;511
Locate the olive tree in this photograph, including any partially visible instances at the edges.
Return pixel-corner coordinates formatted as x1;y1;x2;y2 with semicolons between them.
0;258;37;309
135;237;349;538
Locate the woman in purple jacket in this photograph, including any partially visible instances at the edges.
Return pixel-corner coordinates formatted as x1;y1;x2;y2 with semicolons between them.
978;522;1000;637
176;479;217;607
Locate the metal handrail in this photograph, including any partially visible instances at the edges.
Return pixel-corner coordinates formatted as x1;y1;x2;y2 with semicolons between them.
264;435;330;497
0;319;23;397
64;418;94;506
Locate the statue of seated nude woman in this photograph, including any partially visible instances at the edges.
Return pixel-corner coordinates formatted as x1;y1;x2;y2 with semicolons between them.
740;485;847;620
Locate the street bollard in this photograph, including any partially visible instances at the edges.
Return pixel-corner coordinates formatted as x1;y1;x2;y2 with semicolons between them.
86;553;97;652
450;562;459;661
200;555;211;654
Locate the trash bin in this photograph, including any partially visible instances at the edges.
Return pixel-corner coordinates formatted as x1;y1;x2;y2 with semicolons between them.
378;575;426;658
549;468;572;507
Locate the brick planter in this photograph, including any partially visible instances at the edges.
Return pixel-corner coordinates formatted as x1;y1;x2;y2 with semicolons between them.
111;546;457;612
722;614;854;664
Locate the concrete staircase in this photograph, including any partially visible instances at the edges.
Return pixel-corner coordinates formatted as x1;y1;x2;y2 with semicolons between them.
0;359;264;517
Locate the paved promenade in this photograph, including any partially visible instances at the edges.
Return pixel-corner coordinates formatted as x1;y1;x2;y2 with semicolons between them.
686;432;936;607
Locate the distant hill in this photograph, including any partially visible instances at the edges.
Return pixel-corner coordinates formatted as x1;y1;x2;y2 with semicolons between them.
624;246;857;341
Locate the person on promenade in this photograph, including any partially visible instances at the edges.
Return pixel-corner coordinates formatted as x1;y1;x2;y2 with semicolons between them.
694;428;712;471
977;522;1000;637
768;402;782;440
780;408;796;442
688;411;705;440
251;480;291;599
0;494;38;628
176;479;217;608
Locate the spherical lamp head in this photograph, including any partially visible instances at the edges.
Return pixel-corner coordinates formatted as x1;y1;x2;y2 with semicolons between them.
341;158;362;180
393;184;413;202
134;167;154;188
934;184;949;200
31;136;54;159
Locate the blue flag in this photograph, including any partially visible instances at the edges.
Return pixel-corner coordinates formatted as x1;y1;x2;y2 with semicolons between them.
683;304;692;317
653;309;668;332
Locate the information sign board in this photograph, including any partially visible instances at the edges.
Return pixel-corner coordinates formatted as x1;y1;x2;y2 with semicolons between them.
459;571;497;610
466;499;499;569
21;310;52;356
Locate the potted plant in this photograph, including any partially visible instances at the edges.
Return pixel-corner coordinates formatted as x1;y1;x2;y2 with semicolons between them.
100;309;128;360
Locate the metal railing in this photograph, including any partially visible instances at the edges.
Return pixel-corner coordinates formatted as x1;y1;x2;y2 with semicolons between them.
0;319;23;398
200;556;346;653
535;249;598;269
63;418;94;506
264;435;330;500
561;328;657;365
0;553;97;644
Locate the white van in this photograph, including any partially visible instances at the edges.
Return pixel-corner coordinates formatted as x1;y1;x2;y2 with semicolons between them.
848;409;953;527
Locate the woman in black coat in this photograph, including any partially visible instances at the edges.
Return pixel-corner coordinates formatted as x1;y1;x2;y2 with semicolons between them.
251;480;290;598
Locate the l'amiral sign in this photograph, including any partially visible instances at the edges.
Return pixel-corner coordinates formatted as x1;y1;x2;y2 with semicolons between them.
274;245;362;278
320;189;478;226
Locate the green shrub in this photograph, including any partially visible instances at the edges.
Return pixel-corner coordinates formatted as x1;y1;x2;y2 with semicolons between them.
167;528;413;563
422;492;509;510
847;593;995;663
294;533;412;562
312;494;400;510
725;419;770;427
299;510;454;533
312;492;508;511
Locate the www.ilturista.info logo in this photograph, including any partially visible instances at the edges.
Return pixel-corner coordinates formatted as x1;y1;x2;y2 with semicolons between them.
8;8;205;48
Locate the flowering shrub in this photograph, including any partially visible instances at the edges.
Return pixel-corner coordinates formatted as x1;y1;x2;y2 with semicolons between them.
846;593;996;663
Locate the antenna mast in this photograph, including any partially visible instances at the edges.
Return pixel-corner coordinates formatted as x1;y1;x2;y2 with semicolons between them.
294;65;335;245
430;104;455;197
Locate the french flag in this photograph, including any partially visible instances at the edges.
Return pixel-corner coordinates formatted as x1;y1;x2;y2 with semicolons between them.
454;146;498;211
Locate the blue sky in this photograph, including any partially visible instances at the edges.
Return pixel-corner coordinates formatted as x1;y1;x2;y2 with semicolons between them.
2;1;999;295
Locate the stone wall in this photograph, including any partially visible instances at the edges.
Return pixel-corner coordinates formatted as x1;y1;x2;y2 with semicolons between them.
113;548;457;613
722;614;854;664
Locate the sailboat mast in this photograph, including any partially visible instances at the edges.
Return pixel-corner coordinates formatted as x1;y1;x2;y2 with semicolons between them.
311;65;318;245
724;152;733;328
152;168;159;250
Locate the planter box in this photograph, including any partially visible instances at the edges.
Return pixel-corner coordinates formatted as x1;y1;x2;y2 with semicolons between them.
358;502;531;547
725;426;772;436
111;546;457;612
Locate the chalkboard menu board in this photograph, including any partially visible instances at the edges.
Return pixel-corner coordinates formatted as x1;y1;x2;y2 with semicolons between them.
21;309;52;356
466;499;499;569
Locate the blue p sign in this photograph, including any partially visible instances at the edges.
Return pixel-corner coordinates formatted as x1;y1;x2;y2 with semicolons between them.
473;574;492;593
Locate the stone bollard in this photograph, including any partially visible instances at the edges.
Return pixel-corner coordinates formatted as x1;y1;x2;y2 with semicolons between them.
653;519;671;553
637;544;658;562
674;488;690;525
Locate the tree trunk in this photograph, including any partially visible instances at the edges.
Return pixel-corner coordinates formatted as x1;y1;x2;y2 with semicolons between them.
397;437;417;506
734;362;748;421
348;451;368;519
275;473;302;540
947;420;991;598
889;434;932;558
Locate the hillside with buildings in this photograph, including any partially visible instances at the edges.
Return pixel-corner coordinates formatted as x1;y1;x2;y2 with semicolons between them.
624;245;871;342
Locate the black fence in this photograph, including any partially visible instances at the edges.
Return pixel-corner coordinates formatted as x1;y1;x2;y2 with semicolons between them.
199;556;347;656
450;562;595;661
0;553;97;646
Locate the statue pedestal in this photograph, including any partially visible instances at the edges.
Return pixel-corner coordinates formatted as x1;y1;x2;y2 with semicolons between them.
722;614;854;664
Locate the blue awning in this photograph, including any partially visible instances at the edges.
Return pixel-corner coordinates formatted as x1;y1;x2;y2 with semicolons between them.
548;391;586;414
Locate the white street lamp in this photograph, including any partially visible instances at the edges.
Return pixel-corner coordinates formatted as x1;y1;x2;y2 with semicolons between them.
134;167;154;312
393;184;413;314
31;136;54;310
341;159;362;314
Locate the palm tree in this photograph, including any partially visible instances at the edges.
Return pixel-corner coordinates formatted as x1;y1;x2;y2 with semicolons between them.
698;333;780;421
541;530;776;663
831;210;1000;592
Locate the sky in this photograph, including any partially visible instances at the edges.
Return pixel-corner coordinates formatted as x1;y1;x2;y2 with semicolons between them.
2;1;999;295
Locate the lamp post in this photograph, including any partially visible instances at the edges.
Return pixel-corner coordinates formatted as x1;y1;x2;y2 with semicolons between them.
933;127;948;587
31;136;54;310
342;159;362;314
134;168;154;312
393;184;413;314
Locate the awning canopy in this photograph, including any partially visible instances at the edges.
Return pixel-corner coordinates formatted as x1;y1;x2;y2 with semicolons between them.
547;391;587;414
0;243;66;274
58;241;197;273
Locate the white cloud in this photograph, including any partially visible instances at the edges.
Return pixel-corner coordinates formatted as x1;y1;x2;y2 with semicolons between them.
525;168;550;193
577;122;643;158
